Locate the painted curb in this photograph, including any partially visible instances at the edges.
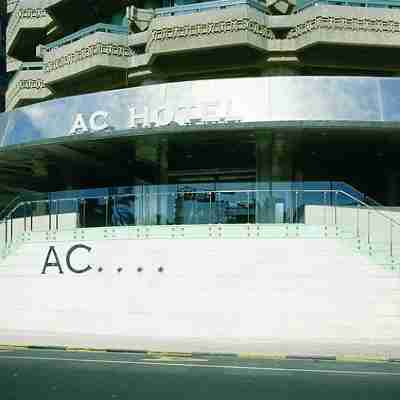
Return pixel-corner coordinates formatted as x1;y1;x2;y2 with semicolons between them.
0;344;398;365
336;355;388;364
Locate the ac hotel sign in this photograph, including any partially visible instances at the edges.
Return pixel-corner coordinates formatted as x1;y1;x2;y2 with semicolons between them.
0;77;396;148
69;100;242;135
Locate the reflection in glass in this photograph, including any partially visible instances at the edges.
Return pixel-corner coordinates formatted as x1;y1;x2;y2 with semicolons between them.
112;195;136;226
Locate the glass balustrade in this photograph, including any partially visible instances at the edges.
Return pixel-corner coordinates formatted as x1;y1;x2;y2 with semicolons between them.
1;181;400;264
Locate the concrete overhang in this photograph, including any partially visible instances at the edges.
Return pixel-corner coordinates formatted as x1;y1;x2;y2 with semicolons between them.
42;0;133;30
7;6;53;60
6;68;53;111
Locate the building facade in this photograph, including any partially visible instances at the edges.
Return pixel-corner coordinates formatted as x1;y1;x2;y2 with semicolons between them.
1;0;400;358
2;0;400;214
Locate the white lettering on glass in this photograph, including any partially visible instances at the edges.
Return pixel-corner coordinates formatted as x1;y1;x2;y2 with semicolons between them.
69;113;89;135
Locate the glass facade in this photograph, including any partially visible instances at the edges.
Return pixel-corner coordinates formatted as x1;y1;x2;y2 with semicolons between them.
1;76;400;148
0;77;400;211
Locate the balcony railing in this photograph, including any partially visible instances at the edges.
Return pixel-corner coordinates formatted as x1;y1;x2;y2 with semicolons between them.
45;23;129;52
6;63;49;111
155;0;268;17
296;0;400;11
8;62;44;92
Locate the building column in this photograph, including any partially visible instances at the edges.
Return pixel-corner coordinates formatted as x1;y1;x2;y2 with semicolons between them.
256;132;297;223
135;139;169;225
385;168;400;206
256;134;273;223
156;141;169;225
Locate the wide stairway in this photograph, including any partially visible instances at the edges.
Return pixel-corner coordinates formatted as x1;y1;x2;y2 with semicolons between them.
0;187;399;358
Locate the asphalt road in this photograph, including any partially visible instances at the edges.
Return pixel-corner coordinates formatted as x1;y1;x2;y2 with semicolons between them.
1;349;400;399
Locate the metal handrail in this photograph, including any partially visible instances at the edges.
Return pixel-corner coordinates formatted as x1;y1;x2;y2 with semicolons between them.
45;23;129;51
0;182;389;217
2;188;400;262
338;190;400;228
2;188;396;221
1;187;400;263
296;0;400;12
0;195;22;222
155;0;268;17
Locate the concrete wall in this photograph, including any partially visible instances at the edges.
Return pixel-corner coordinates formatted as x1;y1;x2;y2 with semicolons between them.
0;231;399;357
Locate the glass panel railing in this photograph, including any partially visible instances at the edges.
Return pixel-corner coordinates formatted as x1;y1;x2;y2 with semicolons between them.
45;23;129;51
55;199;79;230
175;191;211;225
80;197;108;228
337;191;400;263
30;200;51;231
1;183;400;265
1;187;393;231
111;194;136;226
215;191;250;224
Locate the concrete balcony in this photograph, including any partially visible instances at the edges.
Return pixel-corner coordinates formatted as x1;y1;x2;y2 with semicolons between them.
42;23;133;91
146;2;400;74
277;5;400;71
6;63;53;111
7;4;53;60
147;0;274;60
42;0;132;31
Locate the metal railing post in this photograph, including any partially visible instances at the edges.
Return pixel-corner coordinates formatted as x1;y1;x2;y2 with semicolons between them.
356;204;360;238
75;199;79;228
247;191;250;224
209;192;212;225
390;221;393;258
48;201;51;231
323;191;327;226
82;199;86;228
30;202;33;231
56;200;59;231
10;214;13;243
105;196;109;227
141;193;145;226
295;191;298;223
334;191;338;226
23;202;27;232
367;209;370;244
